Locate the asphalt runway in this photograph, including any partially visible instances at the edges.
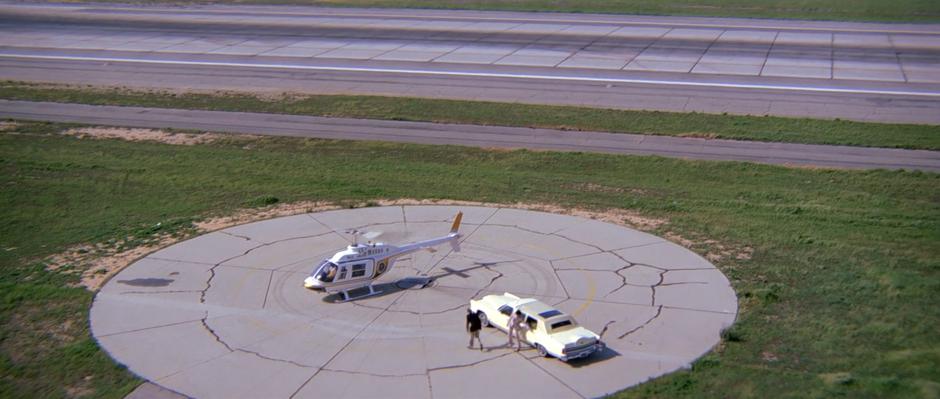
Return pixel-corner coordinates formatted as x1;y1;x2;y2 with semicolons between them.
1;3;939;123
92;206;737;398
3;100;938;171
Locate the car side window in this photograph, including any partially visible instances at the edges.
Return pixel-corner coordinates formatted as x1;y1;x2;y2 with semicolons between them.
498;305;512;316
525;316;537;330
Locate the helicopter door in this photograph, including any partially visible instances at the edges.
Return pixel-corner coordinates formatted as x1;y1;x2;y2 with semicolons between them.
340;259;374;282
336;266;348;281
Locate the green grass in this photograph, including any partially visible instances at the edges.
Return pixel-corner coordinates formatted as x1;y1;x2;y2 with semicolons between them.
3;82;940;150
1;121;938;397
62;0;940;22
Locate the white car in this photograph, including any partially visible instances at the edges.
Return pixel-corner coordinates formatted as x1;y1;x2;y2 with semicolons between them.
469;292;605;361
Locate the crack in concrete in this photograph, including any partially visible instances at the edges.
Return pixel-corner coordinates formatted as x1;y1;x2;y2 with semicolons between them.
604;263;637;299
618;305;663;340
199;232;334;304
598;320;617;339
486;222;607;254
659;281;708;286
261;270;274;309
289;290;410;398
219;231;252;241
201;317;235;352
550;232;607;254
651;270;667;306
548;260;572;301
320;367;425;378
237;348;314;369
145;256;216;266
472;264;504;299
517;352;587;399
549;250;607;262
189;317;318;384
96;317;206;338
306;213;353;244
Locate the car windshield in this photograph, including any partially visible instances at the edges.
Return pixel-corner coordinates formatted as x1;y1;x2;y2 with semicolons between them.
314;260;338;282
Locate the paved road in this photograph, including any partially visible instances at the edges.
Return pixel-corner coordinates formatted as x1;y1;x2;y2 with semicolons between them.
1;3;939;124
92;206;737;398
3;100;937;171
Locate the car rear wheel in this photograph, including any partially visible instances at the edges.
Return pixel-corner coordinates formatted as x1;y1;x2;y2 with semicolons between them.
477;311;489;327
536;344;548;357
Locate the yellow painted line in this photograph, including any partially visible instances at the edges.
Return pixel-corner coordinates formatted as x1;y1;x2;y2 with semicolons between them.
572;269;595;317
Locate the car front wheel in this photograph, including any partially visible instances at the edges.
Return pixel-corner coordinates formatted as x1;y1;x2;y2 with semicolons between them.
477;311;489;327
536;344;548;357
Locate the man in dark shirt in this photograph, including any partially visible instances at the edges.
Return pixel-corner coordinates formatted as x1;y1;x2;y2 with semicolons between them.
466;308;483;351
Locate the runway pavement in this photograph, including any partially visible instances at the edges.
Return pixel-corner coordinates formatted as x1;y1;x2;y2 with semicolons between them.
1;3;939;123
3;100;938;171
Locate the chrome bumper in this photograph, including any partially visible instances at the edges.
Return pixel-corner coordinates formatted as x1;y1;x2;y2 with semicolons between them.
560;342;604;361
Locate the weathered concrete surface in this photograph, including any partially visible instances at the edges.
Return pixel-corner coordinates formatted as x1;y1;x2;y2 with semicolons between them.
92;206;738;399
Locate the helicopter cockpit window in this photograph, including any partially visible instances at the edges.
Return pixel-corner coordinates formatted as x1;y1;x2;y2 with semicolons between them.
315;261;339;283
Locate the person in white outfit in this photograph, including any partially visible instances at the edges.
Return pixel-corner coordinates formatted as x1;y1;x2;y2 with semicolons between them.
507;310;521;348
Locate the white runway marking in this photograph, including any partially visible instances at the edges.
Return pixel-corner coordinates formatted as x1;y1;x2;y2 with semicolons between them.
3;52;939;98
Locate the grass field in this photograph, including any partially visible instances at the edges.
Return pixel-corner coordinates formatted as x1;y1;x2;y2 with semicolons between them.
63;0;940;22
1;121;937;398
3;82;939;150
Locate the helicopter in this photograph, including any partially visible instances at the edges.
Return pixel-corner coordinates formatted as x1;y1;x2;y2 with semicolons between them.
304;211;463;301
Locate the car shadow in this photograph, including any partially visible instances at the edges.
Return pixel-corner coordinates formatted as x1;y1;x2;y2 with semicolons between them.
563;346;620;368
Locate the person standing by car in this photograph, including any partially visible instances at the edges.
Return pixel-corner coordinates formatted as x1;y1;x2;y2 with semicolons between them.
507;310;521;348
466;309;483;351
515;315;530;351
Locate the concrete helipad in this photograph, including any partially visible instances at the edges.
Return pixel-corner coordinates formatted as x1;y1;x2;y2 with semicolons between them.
91;206;738;399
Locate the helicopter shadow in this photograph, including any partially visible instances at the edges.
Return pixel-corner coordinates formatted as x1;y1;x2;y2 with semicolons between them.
320;276;433;303
320;260;518;304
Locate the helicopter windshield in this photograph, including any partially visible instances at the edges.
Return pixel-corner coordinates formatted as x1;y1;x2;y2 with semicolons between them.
314;260;339;283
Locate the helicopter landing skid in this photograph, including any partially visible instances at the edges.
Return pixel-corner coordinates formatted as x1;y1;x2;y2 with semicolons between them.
337;285;381;302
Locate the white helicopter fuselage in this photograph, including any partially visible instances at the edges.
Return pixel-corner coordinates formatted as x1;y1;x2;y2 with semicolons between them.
303;212;462;295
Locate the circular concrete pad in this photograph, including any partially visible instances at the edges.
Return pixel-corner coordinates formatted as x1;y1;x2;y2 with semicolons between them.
92;206;738;399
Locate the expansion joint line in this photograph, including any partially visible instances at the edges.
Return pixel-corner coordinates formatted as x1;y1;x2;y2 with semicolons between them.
289;290;410;398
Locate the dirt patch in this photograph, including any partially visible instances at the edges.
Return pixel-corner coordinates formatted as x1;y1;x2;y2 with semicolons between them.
0;121;19;132
63;127;227;146
46;198;750;292
368;198;669;230
64;376;96;398
665;231;753;262
562;182;625;194
677;132;719;140
2;303;84;365
47;235;179;291
194;201;341;232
